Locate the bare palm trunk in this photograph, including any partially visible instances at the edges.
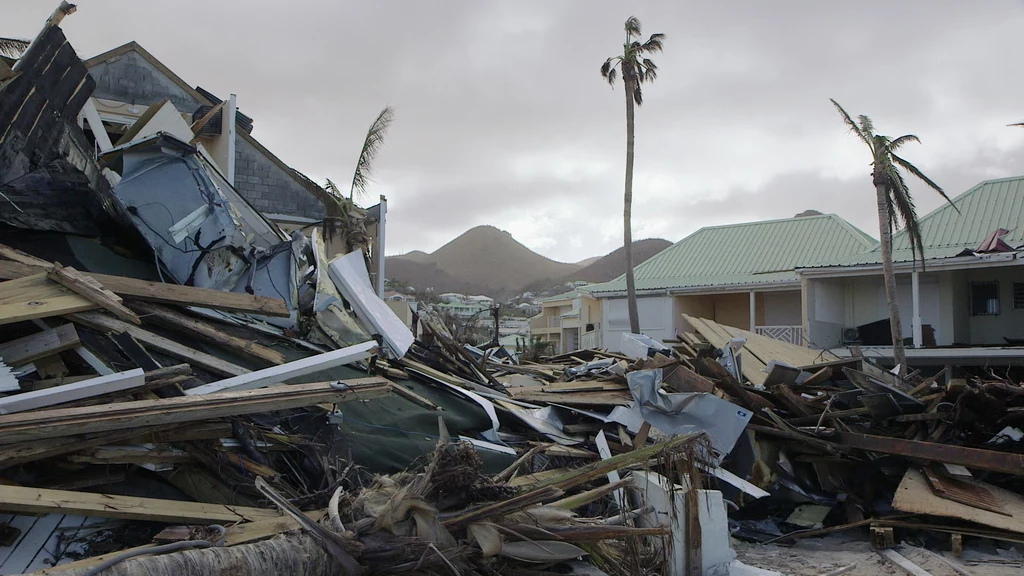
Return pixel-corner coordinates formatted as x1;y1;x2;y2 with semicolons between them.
623;76;640;334
875;181;907;377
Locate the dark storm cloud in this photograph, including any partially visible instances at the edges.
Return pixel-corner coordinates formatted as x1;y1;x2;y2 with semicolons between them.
3;1;1023;261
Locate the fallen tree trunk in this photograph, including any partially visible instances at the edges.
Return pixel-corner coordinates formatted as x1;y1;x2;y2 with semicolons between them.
30;534;337;576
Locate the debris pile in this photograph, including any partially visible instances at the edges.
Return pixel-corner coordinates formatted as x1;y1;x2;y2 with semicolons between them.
3;6;1024;576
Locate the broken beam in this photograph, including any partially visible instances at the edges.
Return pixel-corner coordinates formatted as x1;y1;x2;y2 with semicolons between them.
0;484;278;524
0;377;392;444
0;259;289;317
185;340;378;395
0;323;79;366
837;432;1024;476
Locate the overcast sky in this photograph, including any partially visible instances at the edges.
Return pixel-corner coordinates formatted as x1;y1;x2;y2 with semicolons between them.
5;1;1024;263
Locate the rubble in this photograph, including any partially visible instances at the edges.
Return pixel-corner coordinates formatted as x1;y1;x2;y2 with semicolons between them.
2;5;1024;576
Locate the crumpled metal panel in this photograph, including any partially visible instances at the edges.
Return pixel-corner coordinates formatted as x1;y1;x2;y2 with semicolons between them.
105;133;301;326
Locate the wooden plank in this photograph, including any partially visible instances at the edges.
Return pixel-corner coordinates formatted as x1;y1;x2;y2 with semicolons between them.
0;368;145;414
185;340;378;395
127;301;285;365
47;265;140;325
0;485;279;523
838;433;1024;477
877;549;934;576
0;259;289;317
505;389;632;407
0;513;64;574
0;323;79;366
68;311;249;377
0;274;96;325
0;377;392;444
0;244;52;268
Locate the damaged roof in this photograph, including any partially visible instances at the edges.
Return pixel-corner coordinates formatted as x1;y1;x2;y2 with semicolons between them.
800;175;1024;269
0;36;29;62
585;213;878;294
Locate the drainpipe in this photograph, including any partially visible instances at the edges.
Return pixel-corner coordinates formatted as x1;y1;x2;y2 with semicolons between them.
749;290;756;331
226;94;237;186
376;195;387;298
912;270;922;348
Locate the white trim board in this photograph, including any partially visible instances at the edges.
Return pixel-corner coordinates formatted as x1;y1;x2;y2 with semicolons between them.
185;340;377;395
0;368;144;415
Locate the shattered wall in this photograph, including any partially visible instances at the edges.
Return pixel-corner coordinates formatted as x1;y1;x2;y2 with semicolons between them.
0;24;119;236
84;45;326;222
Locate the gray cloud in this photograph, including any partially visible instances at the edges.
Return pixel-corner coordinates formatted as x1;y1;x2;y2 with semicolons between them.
3;0;1023;262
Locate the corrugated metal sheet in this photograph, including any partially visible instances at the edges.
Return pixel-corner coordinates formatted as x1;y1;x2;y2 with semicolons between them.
0;37;29;61
803;176;1024;268
586;214;878;293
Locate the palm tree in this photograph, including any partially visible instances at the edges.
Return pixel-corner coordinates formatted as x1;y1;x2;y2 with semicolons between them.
601;16;664;334
309;107;395;248
349;106;395;202
830;99;954;377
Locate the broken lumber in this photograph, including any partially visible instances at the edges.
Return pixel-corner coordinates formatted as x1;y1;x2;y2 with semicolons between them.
837;432;1024;477
48;264;140;324
0;273;96;325
69;311;250;377
185;340;378;395
0;259;290;317
0;323;79;366
128;301;286;365
0;368;145;414
0;377;392;444
0;484;279;523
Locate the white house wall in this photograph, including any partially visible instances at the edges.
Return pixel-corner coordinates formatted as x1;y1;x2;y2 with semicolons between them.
601;295;674;352
762;291;802;326
961;265;1024;345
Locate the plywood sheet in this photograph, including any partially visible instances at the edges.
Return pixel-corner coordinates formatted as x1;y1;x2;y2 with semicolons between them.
892;469;1024;534
0;274;96;325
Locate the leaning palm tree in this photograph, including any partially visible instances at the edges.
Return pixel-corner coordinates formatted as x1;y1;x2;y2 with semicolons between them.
831;99;954;377
601;16;664;334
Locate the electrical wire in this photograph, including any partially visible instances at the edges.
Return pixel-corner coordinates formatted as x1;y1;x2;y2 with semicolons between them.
82;525;226;576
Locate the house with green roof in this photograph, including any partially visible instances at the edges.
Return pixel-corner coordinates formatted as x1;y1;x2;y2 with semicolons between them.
799;176;1024;361
528;290;603;353
583;213;878;351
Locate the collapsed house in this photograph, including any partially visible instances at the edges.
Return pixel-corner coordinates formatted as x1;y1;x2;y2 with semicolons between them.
2;6;1024;576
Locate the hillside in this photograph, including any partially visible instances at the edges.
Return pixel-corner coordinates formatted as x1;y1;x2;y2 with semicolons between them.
387;226;582;298
565;239;673;283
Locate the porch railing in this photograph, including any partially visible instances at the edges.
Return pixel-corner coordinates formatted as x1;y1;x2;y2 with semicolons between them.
580;329;602;350
754;325;804;346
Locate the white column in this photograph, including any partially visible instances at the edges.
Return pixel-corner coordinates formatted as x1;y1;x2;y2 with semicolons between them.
376;195;387;298
81;99;113;152
912;271;922;348
225;94;237;186
749;290;756;331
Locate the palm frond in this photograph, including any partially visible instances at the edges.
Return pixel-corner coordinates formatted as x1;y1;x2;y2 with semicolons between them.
324;178;343;199
624;16;642;39
641;33;665;53
830;99;873;151
887;134;920;152
1010;122;1024;127
349;106;395;202
857;114;875;137
632;81;643;106
640;58;658;82
887;165;926;265
600;58;618;85
890;152;958;210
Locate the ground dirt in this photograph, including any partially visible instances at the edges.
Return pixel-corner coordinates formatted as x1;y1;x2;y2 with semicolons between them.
733;534;1023;576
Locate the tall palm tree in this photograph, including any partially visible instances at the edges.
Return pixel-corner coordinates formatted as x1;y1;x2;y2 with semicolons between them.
601;16;664;334
830;99;954;377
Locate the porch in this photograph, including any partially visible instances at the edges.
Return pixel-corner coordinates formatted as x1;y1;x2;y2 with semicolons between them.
803;255;1024;350
673;289;805;346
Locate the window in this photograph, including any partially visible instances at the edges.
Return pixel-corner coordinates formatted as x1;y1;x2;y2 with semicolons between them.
971;281;1000;316
1016;283;1024;310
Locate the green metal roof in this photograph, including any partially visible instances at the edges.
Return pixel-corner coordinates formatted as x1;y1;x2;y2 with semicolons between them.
803;176;1024;268
585;214;878;294
541;290;580;303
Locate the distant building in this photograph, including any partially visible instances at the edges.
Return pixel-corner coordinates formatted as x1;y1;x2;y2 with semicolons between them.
437;301;490;319
529;290;602;354
438;292;466;304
